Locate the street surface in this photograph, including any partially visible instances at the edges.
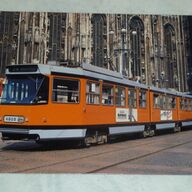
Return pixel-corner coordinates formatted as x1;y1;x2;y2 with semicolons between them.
0;129;192;174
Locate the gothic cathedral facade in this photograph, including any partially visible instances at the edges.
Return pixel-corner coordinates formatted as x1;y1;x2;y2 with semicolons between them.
1;12;192;91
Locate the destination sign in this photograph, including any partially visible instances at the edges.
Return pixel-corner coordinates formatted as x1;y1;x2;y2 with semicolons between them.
7;65;38;73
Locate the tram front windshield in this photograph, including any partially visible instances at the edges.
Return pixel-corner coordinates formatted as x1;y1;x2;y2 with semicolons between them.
1;74;49;104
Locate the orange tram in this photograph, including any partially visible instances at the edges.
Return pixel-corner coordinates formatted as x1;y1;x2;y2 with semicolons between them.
0;63;192;145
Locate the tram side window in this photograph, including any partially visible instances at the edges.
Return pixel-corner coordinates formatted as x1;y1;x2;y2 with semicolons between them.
165;96;175;110
52;78;79;103
188;99;191;111
190;99;192;111
128;88;137;108
163;95;175;110
188;100;190;111
171;97;176;109
184;99;189;111
115;86;125;106
180;98;185;110
159;95;166;109
139;90;147;108
86;81;100;104
166;96;172;109
153;93;160;108
102;84;114;105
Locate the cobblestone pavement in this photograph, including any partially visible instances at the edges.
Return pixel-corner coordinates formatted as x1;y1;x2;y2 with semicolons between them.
0;130;192;174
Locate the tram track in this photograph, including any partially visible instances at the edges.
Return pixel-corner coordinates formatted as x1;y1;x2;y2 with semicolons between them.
11;138;159;173
87;139;192;173
5;131;192;173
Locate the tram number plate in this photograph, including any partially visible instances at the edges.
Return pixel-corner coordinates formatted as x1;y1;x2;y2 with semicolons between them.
3;116;24;123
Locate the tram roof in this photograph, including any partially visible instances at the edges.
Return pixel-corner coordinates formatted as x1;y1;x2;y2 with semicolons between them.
6;63;148;89
5;63;192;98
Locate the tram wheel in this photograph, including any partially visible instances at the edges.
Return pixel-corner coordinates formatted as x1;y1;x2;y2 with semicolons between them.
143;126;155;138
143;130;148;138
174;124;181;133
149;129;155;137
80;137;91;148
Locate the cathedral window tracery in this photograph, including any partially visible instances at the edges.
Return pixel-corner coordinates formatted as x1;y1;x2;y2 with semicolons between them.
91;14;107;67
164;23;178;88
129;16;145;80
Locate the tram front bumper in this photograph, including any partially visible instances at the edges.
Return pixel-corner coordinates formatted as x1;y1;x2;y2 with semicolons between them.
0;127;87;141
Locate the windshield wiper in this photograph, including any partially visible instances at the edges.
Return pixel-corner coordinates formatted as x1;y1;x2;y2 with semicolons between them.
31;77;45;104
